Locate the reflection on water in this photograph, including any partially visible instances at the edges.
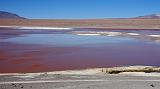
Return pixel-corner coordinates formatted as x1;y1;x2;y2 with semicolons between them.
1;34;143;46
0;28;160;73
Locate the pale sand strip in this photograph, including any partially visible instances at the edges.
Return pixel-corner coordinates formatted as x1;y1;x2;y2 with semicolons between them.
73;31;122;36
0;68;102;76
77;34;101;36
148;35;160;37
0;26;73;30
1;80;160;85
127;33;140;35
120;72;160;76
73;31;141;37
0;66;160;77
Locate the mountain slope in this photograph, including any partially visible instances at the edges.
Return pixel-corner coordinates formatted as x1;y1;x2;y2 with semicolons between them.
0;11;26;19
135;13;160;19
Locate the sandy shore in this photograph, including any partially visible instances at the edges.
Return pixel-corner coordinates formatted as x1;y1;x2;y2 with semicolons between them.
0;66;160;76
0;66;160;89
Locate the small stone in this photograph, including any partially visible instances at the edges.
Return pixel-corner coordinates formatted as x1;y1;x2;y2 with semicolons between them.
150;84;155;87
11;83;16;87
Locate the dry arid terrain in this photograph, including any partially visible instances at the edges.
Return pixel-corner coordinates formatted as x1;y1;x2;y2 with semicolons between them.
0;19;160;29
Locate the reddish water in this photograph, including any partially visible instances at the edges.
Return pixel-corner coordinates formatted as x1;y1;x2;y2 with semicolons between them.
0;28;160;73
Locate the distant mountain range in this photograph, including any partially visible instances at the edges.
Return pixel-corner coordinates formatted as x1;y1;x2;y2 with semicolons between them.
0;11;160;19
134;14;160;19
0;11;26;19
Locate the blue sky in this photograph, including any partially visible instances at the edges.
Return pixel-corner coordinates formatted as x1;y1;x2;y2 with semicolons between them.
0;0;160;19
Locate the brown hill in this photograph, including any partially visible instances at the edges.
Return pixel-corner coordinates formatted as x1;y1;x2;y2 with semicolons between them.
0;11;26;19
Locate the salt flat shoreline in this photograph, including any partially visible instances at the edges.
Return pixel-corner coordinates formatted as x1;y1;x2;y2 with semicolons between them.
0;66;160;89
0;66;160;76
0;26;73;30
1;26;160;46
1;25;160;30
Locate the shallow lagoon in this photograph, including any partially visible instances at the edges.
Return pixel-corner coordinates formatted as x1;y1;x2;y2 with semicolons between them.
2;34;142;46
0;28;160;73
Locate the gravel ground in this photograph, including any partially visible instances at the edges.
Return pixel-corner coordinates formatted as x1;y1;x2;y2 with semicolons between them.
0;73;160;89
